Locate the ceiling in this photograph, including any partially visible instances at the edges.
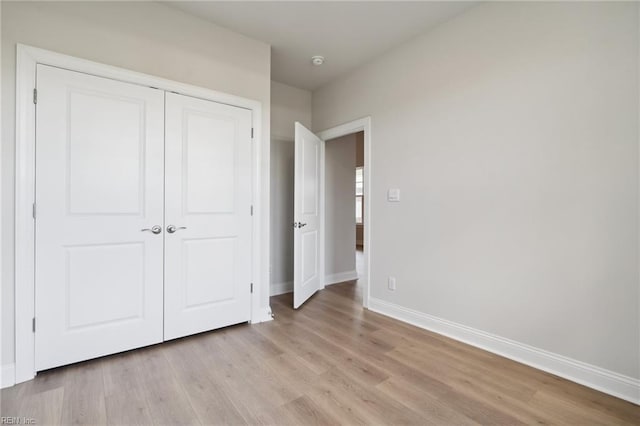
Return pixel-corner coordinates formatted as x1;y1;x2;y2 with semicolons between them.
165;1;477;91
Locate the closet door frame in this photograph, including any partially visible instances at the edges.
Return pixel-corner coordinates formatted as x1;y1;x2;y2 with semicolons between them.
13;44;270;385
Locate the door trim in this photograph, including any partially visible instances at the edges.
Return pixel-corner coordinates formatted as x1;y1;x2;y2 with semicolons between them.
317;117;372;309
14;44;269;385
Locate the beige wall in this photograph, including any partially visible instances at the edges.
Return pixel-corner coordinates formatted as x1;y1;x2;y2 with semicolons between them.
1;1;271;367
325;134;357;278
271;81;312;141
270;81;312;292
313;2;639;379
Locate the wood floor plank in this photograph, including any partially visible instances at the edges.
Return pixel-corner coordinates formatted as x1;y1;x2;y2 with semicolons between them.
201;328;302;406
393;342;538;402
309;368;427;425
376;377;480;426
59;360;107;426
253;321;334;375
264;318;391;388
227;324;285;360
300;299;380;334
192;328;302;424
102;352;155;426
0;379;28;417
285;303;395;356
294;329;390;388
529;389;635;426
386;346;546;424
281;395;341;426
17;387;64;425
262;352;322;394
179;334;265;425
162;338;247;426
530;372;640;424
135;346;201;425
302;377;380;425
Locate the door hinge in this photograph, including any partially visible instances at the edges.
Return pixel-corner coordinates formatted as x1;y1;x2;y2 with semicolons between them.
250;205;254;216
32;317;36;333
32;203;36;219
251;128;254;139
33;88;37;105
250;283;254;293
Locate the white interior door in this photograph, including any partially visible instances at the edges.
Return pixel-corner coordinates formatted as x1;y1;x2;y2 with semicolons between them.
35;65;165;371
164;92;253;340
293;122;324;308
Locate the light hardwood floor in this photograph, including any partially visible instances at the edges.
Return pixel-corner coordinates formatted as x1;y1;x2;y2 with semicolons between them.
2;279;639;425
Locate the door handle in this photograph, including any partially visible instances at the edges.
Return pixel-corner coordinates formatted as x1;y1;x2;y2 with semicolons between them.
167;225;187;234
293;222;307;228
141;225;162;234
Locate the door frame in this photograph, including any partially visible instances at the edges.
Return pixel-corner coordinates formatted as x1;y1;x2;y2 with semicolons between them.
14;44;269;384
316;117;372;308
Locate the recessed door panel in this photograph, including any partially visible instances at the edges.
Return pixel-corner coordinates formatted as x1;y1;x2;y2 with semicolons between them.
164;92;252;340
35;65;165;371
67;90;145;215
185;112;237;214
183;238;237;309
65;243;145;329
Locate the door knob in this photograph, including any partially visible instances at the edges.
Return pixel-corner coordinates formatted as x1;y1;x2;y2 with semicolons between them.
167;225;187;233
293;222;308;228
141;225;162;234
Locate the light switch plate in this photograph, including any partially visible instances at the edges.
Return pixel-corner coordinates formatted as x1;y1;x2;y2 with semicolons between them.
388;276;396;291
387;188;400;202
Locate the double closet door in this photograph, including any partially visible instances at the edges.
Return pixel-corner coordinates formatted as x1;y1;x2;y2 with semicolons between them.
34;65;253;371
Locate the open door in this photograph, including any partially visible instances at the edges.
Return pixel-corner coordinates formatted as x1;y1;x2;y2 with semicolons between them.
293;122;323;308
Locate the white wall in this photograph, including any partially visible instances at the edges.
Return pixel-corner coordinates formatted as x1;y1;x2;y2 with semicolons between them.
313;1;640;382
270;81;312;294
1;1;271;368
271;81;312;141
325;135;357;282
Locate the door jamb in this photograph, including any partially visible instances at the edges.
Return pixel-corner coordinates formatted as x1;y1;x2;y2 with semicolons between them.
316;117;372;309
14;44;269;385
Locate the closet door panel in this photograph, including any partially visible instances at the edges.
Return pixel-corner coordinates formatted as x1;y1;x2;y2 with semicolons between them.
164;93;252;340
35;65;165;371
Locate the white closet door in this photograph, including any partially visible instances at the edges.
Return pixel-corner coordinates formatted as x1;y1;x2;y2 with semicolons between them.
35;65;165;371
164;93;253;340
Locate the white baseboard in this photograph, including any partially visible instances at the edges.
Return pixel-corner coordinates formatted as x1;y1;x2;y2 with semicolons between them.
270;281;293;296
368;297;640;405
1;363;16;389
325;269;359;286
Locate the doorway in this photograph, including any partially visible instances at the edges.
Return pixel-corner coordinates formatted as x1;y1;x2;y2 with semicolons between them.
317;118;371;308
324;131;365;304
290;118;371;309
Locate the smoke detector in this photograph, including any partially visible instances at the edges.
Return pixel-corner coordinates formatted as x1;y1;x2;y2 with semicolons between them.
311;56;325;66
